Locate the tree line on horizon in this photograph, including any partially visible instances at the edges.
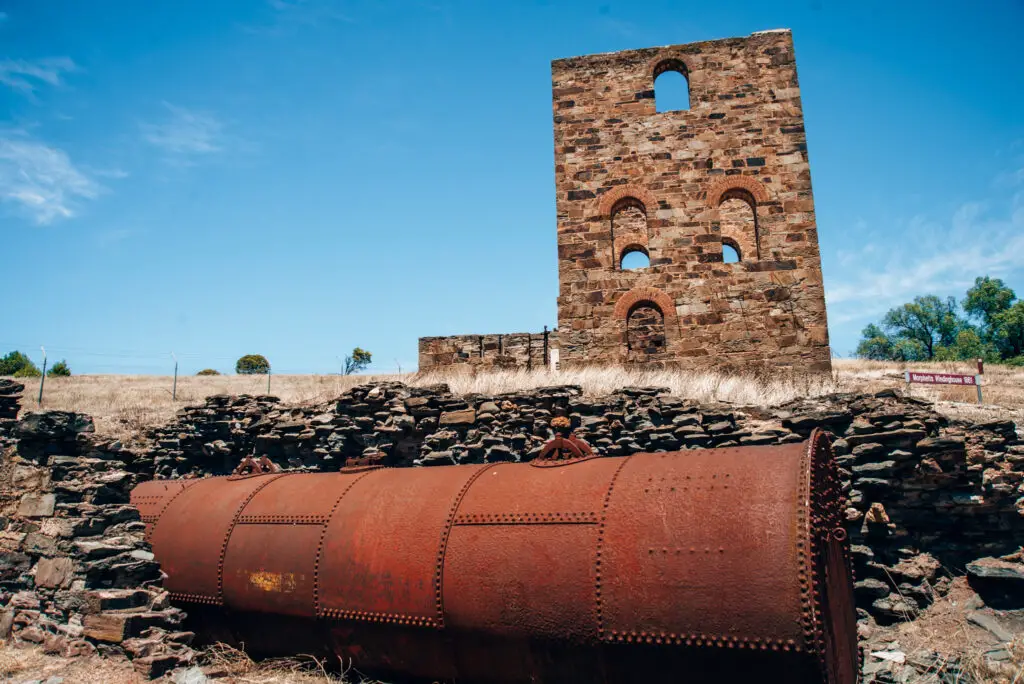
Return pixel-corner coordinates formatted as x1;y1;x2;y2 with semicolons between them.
0;352;70;378
855;276;1024;365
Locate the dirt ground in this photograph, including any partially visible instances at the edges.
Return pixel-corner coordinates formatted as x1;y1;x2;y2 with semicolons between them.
1;580;1021;683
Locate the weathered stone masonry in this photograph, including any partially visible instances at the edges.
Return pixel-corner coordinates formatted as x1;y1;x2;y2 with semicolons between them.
553;29;830;371
420;30;830;372
419;330;558;372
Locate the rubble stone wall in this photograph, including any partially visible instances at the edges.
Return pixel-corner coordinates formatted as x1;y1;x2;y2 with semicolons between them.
0;380;23;451
1;382;1021;677
552;30;830;371
418;330;558;371
0;406;193;677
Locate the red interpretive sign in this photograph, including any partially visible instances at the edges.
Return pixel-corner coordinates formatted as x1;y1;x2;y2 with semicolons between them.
905;372;979;386
904;364;984;404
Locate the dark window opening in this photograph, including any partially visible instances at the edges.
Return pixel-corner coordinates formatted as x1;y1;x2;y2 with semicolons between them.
718;190;758;261
626;304;667;360
653;59;690;113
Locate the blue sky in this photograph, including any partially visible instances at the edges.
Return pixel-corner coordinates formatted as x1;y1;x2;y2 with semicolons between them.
2;0;1023;375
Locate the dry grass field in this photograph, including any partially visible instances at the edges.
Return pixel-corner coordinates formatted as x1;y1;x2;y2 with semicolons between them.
3;359;1022;440
0;642;368;683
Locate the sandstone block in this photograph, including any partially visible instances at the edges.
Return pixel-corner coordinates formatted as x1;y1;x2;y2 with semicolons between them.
82;611;172;643
34;557;74;589
17;493;56;518
439;409;475;426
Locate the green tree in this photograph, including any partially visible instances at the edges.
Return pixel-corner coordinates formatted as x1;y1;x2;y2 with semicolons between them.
963;276;1015;337
0;350;40;376
343;347;372;375
992;301;1024;358
854;324;895;361
879;295;963;359
13;364;41;378
197;368;221;376
934;330;998;362
47;360;71;377
235;354;270;375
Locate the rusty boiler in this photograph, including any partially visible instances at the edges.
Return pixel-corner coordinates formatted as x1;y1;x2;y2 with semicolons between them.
131;429;858;683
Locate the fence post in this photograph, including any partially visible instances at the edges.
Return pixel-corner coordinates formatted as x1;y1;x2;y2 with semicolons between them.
267;368;271;394
171;352;178;401
37;346;47;406
543;325;549;368
975;358;983;404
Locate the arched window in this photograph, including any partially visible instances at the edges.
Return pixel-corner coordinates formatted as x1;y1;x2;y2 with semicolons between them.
611;198;646;234
620;247;650;270
718;189;758;261
722;240;741;263
653;58;690;113
626;303;667;360
610;196;650;268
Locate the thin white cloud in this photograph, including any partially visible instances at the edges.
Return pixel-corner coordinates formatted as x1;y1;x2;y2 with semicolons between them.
141;103;225;163
825;177;1024;327
0;131;103;224
0;57;79;95
241;0;355;35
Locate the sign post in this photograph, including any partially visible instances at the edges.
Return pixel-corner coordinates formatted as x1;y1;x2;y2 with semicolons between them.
904;367;983;404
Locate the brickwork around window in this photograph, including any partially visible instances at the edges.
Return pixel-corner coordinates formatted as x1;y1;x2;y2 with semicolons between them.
553;29;830;371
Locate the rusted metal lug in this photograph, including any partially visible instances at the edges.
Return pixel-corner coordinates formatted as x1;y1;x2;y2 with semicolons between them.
230;454;280;477
537;432;596;462
131;429;858;683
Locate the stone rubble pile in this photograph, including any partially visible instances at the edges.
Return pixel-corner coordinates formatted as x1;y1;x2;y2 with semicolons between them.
1;381;1022;680
143;382;1024;624
0;380;23;449
1;410;196;678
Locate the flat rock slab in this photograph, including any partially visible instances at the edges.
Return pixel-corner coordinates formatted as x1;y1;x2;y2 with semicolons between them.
966;557;1024;609
34;557;75;589
17;493;55;518
439;409;476;426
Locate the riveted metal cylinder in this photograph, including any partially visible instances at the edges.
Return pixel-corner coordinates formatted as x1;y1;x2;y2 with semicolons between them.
131;429;858;683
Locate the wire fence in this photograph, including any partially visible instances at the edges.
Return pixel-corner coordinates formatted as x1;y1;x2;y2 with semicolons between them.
0;340;410;408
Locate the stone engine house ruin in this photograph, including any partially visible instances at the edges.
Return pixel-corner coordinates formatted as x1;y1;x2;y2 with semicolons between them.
420;29;830;372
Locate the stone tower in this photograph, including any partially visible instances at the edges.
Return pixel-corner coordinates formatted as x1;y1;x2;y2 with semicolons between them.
552;29;831;371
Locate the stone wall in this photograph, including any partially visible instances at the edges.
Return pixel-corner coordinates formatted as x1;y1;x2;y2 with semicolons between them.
418;329;558;372
141;384;1024;626
2;383;1021;678
0;411;193;677
552;30;830;371
0;380;23;451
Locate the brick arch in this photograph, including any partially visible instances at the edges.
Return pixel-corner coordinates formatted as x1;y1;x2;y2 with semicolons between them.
613;287;678;326
648;54;691;79
705;176;770;208
598;184;657;217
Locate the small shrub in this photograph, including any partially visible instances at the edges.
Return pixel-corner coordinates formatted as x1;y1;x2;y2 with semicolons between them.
235;354;270;375
343;347;372;375
13;365;41;378
47;360;71;377
0;350;39;376
197;368;221;376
